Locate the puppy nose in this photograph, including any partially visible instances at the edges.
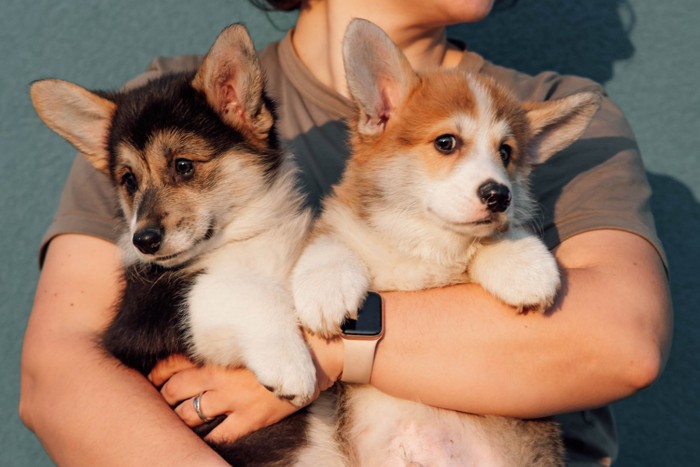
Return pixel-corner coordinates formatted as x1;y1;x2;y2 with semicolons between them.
478;181;511;213
133;227;163;254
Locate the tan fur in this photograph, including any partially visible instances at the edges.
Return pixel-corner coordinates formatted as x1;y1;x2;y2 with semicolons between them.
113;128;278;267
293;19;602;466
30;79;115;173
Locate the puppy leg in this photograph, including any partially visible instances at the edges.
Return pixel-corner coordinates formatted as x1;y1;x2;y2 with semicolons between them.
187;270;317;407
293;234;370;338
469;227;560;312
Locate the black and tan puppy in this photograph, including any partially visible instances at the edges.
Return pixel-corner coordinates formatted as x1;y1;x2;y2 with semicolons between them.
31;24;344;465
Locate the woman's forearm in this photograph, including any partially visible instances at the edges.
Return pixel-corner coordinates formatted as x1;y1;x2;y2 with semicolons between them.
20;333;226;466
370;229;671;418
19;234;228;466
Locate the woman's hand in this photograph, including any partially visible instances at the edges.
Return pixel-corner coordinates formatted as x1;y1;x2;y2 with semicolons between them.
149;355;299;443
149;331;343;443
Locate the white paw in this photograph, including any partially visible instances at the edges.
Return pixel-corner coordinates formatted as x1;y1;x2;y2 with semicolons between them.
187;273;317;407
248;333;318;407
470;232;560;312
293;236;370;337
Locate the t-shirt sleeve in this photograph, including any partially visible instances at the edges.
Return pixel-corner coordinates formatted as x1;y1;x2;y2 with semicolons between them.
38;55;203;266
39;156;121;265
484;63;667;267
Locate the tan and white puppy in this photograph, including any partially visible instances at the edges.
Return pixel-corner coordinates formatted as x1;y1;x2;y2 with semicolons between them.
293;19;601;466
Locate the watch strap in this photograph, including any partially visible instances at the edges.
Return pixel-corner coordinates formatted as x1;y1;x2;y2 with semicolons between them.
341;336;381;384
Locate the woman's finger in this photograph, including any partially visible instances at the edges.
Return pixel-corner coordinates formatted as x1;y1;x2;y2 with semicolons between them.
148;353;197;387
174;390;232;428
159;365;218;406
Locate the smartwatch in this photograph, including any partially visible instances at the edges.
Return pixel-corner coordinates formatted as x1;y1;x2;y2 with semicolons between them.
340;291;385;384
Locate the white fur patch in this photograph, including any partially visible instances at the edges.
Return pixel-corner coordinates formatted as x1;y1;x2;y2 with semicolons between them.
421;100;513;227
469;227;560;311
181;160;317;406
292;233;370;337
425;146;510;226
187;263;316;406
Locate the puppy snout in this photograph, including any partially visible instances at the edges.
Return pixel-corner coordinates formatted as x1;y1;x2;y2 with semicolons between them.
478;181;511;213
133;227;163;254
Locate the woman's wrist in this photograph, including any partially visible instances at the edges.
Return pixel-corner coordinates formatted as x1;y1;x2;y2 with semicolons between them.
303;330;343;391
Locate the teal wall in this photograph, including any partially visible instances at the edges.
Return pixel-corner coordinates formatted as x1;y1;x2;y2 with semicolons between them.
1;0;697;465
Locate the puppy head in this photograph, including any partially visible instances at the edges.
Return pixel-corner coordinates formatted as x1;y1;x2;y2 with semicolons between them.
342;19;601;238
30;24;281;267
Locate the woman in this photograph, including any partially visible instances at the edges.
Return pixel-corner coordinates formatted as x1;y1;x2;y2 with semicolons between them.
20;0;671;465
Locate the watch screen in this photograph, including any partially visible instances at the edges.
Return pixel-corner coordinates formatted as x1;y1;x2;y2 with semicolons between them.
342;292;383;336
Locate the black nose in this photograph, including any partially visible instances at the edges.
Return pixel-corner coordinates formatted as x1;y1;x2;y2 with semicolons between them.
133;227;163;254
478;181;511;213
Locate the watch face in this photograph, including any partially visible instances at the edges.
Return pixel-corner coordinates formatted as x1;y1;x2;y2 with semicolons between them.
342;291;383;337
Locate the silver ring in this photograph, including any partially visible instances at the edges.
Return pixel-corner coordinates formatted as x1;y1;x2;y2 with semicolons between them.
193;392;212;422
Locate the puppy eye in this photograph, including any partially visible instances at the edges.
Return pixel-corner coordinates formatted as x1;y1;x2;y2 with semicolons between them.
434;134;458;155
499;143;512;166
121;172;138;195
175;158;194;177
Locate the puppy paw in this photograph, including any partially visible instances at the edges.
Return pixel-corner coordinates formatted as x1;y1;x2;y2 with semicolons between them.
269;356;317;408
293;236;370;337
188;273;318;407
251;338;318;407
470;232;560;312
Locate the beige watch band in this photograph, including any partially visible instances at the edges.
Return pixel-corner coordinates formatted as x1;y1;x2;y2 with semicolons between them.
340;335;383;384
340;293;385;384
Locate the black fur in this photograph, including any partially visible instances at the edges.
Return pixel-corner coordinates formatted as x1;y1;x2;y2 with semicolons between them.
98;72;284;182
101;264;194;374
101;263;311;465
98;74;308;465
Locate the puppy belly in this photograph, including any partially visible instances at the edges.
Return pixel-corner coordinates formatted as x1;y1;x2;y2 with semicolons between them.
344;386;506;467
383;420;490;467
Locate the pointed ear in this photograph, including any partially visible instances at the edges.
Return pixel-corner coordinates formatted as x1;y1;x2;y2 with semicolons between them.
343;18;418;136
30;79;114;174
192;23;273;139
523;91;602;164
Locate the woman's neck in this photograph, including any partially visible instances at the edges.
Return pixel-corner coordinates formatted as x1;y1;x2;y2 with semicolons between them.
292;0;464;97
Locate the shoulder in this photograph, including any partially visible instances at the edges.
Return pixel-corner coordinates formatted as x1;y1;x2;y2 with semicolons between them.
474;55;635;143
259;41;280;72
478;58;604;103
121;55;204;91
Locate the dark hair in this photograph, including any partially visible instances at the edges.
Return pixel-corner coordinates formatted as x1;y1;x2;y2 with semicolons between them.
250;0;518;12
249;0;301;11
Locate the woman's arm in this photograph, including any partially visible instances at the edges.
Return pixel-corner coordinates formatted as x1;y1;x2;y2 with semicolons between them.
158;228;670;441
19;234;228;466
372;229;671;418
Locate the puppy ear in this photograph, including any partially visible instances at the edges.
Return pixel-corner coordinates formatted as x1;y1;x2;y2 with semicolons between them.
343;18;418;136
30;79;114;174
523;91;602;164
193;23;273;139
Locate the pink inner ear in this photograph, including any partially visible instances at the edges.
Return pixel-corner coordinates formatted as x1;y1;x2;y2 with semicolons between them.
218;82;246;121
372;80;396;121
374;90;392;125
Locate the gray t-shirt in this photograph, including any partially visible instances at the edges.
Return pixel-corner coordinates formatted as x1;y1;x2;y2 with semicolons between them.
40;30;666;466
